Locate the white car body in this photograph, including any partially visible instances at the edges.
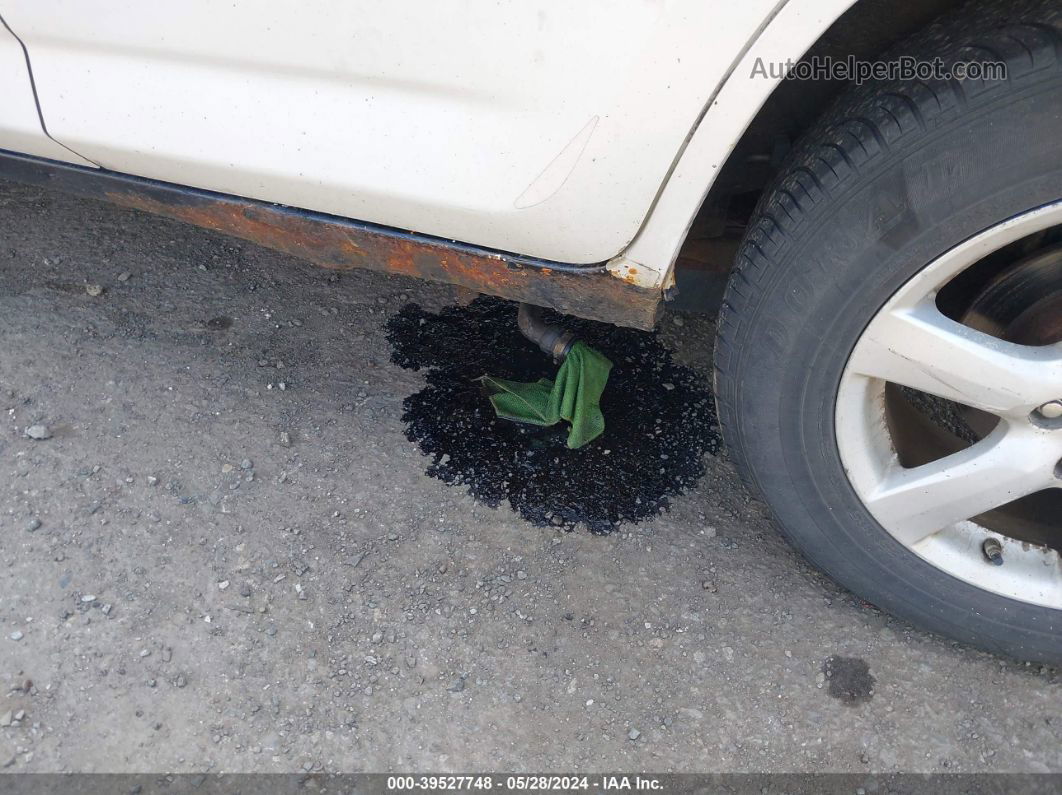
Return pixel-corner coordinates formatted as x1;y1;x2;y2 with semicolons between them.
0;0;856;291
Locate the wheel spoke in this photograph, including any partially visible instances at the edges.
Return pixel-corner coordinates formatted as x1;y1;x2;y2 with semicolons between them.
863;424;1057;546
847;299;1062;416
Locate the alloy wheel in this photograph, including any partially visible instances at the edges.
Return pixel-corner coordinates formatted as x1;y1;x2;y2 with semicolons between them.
836;202;1062;609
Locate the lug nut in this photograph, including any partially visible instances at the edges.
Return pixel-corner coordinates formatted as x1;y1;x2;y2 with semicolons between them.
982;537;1004;566
1039;401;1062;419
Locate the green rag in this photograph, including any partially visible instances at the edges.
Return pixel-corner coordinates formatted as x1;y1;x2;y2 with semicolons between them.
480;342;613;449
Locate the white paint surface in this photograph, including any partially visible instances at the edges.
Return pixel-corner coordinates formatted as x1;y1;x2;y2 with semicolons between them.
0;19;94;164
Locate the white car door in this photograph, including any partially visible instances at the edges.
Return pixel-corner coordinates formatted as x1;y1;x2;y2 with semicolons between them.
0;18;92;165
0;1;782;264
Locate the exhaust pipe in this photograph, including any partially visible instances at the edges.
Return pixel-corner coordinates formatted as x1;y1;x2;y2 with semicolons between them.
517;303;576;361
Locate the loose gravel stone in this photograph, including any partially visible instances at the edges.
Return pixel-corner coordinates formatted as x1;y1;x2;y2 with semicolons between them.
24;425;52;440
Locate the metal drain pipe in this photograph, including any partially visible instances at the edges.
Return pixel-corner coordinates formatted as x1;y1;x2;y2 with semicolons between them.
517;303;576;361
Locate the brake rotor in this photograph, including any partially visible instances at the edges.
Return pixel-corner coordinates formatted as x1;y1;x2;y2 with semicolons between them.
956;242;1062;546
962;243;1062;346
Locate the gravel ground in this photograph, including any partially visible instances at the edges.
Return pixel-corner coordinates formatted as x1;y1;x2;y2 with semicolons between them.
1;180;1060;774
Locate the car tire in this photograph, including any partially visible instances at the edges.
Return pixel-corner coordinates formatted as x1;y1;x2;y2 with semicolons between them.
715;0;1062;660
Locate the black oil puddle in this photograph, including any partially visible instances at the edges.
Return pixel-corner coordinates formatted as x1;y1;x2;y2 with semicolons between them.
822;655;875;706
386;297;720;533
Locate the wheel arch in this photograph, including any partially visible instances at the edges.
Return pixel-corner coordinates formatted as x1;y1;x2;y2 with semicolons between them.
615;0;965;308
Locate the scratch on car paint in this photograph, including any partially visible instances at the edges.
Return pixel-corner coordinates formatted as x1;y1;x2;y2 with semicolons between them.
514;116;599;209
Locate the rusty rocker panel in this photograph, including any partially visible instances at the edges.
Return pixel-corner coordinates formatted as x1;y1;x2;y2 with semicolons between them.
0;150;662;329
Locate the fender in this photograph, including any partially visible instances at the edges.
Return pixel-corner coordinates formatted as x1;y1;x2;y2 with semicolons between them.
611;0;859;291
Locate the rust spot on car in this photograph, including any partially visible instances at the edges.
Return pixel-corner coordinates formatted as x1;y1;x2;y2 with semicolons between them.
0;150;663;329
